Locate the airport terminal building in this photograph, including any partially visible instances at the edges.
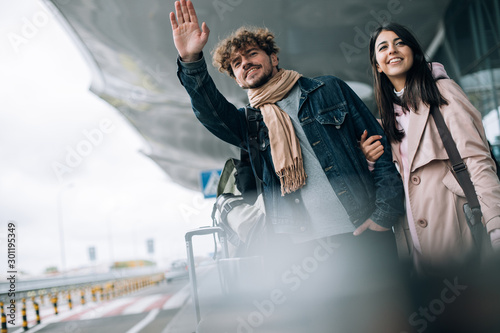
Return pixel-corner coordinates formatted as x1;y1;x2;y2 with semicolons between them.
46;0;500;187
434;0;500;150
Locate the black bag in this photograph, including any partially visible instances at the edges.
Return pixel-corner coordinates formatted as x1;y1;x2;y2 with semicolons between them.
211;106;268;257
430;104;492;255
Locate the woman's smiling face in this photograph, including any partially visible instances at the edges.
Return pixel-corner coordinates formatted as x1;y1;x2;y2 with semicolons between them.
374;29;414;91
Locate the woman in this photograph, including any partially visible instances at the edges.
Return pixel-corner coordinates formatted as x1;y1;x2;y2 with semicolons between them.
362;22;500;273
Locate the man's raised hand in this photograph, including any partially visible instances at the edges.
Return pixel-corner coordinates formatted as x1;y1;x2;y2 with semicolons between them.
170;0;210;62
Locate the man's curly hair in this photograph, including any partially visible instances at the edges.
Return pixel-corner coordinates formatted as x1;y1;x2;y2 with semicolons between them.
212;27;279;78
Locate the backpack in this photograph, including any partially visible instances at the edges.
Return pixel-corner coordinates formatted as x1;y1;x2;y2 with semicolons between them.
211;107;267;257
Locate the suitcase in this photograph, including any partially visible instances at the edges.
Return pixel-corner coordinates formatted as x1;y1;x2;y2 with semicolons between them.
185;226;229;326
185;226;270;330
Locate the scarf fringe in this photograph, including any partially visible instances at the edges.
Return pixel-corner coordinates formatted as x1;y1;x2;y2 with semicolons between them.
277;157;306;196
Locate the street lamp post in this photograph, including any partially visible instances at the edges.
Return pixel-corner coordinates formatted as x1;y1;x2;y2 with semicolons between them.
57;182;74;276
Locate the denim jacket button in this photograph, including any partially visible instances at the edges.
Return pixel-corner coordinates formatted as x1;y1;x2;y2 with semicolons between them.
300;226;306;232
294;198;300;204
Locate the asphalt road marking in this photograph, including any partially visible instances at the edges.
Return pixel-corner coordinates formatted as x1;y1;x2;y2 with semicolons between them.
125;308;160;333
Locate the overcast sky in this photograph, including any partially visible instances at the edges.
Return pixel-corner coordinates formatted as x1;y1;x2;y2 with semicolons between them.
0;0;215;277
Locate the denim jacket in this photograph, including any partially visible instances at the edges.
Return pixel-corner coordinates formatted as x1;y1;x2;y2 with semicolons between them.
177;56;404;235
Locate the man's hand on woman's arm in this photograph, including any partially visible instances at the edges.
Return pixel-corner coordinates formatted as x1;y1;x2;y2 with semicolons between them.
353;218;390;236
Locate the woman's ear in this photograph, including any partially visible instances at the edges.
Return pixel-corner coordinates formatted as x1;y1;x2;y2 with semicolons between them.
376;63;383;73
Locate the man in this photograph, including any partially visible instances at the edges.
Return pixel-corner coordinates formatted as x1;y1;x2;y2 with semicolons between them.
171;1;405;330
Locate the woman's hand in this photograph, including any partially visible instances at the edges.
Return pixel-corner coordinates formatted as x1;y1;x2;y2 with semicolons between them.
490;228;500;251
360;130;384;163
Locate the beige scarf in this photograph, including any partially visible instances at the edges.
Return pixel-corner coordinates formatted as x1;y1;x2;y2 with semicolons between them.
247;69;306;196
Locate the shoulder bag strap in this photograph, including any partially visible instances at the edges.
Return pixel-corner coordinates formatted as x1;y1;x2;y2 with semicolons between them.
245;106;263;187
430;104;486;251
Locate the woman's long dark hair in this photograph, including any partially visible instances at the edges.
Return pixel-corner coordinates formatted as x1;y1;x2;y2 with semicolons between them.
369;23;448;143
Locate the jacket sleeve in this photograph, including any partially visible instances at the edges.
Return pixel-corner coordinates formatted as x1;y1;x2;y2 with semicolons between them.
337;79;405;228
438;80;500;233
177;55;247;149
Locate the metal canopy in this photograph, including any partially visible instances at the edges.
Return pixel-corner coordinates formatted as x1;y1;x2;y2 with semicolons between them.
44;0;450;190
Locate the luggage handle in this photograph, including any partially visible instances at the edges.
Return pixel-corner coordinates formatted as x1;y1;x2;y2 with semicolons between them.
185;226;228;326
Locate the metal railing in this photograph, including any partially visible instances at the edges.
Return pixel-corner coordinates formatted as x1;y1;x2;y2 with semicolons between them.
0;268;166;331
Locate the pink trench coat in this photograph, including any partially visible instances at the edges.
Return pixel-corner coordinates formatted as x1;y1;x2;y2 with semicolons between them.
388;78;500;269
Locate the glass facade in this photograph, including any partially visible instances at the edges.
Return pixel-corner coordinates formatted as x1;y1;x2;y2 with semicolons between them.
434;0;500;150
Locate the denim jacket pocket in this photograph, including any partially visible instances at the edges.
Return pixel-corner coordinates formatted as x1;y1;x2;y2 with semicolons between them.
315;104;348;128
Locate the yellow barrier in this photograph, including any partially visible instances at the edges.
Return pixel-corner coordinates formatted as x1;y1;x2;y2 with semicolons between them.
38;290;46;306
1;302;7;333
0;273;165;329
21;298;27;331
32;298;41;325
51;293;58;315
67;291;73;310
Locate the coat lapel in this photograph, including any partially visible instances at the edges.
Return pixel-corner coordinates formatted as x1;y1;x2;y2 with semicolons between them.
407;102;430;172
407;102;451;172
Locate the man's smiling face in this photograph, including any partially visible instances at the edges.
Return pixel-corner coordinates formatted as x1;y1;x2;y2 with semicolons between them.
230;45;279;89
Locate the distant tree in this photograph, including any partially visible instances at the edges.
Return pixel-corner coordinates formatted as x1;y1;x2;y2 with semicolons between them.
45;266;59;274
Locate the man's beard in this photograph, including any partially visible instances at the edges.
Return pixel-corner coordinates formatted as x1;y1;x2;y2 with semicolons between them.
246;70;273;89
243;58;275;89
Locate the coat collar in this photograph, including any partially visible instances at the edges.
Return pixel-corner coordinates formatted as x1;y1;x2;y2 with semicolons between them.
296;76;325;112
297;76;325;95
